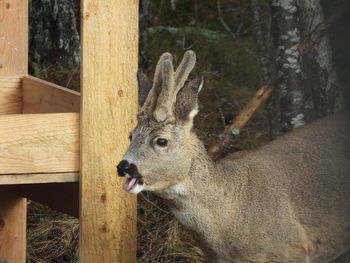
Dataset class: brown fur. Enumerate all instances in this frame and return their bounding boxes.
[120,51,350,263]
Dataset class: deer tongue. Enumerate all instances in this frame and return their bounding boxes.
[123,178,138,192]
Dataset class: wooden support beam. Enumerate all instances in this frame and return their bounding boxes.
[80,0,138,262]
[0,172,79,185]
[0,0,28,76]
[0,186,26,263]
[0,1,27,261]
[0,113,79,174]
[0,77,22,114]
[22,76,80,114]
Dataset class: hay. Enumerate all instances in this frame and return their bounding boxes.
[137,192,205,262]
[27,202,79,263]
[27,195,204,263]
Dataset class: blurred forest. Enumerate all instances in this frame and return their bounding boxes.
[27,0,350,262]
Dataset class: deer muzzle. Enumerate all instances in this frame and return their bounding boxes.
[117,160,143,192]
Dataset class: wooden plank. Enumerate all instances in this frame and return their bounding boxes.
[0,186,26,263]
[19,182,79,218]
[22,76,80,113]
[0,1,27,262]
[0,77,22,114]
[0,113,79,174]
[0,0,28,76]
[0,172,79,185]
[80,0,138,262]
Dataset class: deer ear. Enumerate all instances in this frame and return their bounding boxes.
[174,75,203,122]
[137,69,152,107]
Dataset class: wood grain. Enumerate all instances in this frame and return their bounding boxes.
[0,0,28,76]
[23,76,80,113]
[0,113,79,174]
[80,0,138,262]
[0,172,79,185]
[0,187,26,263]
[0,77,22,114]
[0,1,27,261]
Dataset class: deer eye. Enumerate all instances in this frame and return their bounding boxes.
[129,135,133,142]
[156,138,168,147]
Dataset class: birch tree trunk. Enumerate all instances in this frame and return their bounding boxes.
[271,0,306,133]
[270,0,344,134]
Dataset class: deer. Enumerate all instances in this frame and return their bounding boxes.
[117,51,350,263]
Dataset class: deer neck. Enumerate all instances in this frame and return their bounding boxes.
[159,134,235,212]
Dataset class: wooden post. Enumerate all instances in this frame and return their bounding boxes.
[80,1,138,262]
[0,0,28,76]
[0,1,27,262]
[0,188,26,263]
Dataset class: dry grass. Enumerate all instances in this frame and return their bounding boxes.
[137,192,205,263]
[27,202,79,263]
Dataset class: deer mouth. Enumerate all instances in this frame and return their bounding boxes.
[120,163,144,192]
[123,177,143,192]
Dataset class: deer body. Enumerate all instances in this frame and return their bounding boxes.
[161,112,350,263]
[117,51,350,263]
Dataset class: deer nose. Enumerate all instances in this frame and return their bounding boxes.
[117,160,130,177]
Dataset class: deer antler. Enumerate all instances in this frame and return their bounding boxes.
[153,50,196,122]
[140,52,173,117]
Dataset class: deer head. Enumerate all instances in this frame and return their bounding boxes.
[117,51,203,194]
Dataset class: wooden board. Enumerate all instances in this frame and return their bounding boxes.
[0,1,27,261]
[0,172,79,185]
[23,76,80,113]
[0,187,26,263]
[0,113,79,174]
[80,0,138,262]
[0,77,22,114]
[0,0,28,76]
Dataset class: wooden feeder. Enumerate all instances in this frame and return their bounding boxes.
[0,1,137,262]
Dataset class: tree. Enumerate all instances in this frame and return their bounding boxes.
[270,0,347,136]
[29,0,80,71]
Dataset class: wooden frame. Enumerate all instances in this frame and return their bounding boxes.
[80,1,138,262]
[0,0,138,262]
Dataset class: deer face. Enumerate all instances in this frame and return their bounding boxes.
[117,51,202,194]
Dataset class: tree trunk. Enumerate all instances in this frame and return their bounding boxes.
[271,0,306,133]
[270,0,345,134]
[321,0,350,111]
[139,0,150,68]
[29,0,80,70]
[297,0,344,118]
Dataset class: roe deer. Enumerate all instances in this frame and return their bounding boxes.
[117,51,350,263]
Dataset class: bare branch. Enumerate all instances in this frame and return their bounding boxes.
[208,79,275,161]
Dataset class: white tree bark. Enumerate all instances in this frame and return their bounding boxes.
[271,0,306,132]
[297,0,344,117]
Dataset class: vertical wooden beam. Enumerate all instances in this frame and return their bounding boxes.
[80,1,138,262]
[0,0,28,76]
[0,1,27,262]
[0,187,26,263]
